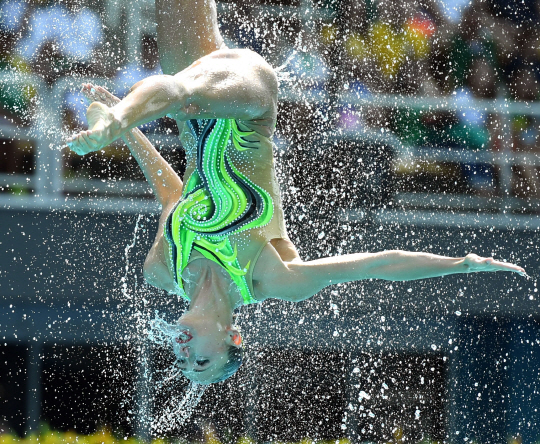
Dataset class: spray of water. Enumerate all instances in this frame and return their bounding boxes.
[117,218,207,436]
[121,214,143,299]
[151,381,207,434]
[147,312,208,432]
[274,49,298,84]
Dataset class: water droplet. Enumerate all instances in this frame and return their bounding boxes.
[157,169,163,176]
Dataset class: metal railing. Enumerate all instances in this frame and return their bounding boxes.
[341,91,540,213]
[2,70,540,216]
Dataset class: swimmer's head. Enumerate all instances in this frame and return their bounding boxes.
[173,321,243,384]
[183,344,243,384]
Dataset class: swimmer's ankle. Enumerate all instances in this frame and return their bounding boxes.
[87,102,122,143]
[108,103,133,137]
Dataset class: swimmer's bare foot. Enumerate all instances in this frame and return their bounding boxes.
[66,98,121,155]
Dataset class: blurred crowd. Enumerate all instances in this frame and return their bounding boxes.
[1,0,539,197]
[0,0,161,128]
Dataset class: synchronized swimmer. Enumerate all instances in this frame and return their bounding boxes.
[66,0,525,384]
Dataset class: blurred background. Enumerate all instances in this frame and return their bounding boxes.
[0,0,540,442]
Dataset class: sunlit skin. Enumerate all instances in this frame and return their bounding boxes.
[172,260,243,383]
[69,0,526,381]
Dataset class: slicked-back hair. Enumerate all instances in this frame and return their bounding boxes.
[209,344,243,383]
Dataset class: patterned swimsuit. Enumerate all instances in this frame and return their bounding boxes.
[165,118,279,304]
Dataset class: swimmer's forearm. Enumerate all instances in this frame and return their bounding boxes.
[300,250,524,288]
[122,129,182,206]
[277,251,465,301]
[355,251,465,281]
[275,252,524,302]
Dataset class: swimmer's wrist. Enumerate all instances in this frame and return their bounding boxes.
[452,256,471,274]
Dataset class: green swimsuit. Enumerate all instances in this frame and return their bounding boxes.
[165,118,275,304]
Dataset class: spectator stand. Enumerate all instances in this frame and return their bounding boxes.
[1,0,540,217]
[340,92,540,213]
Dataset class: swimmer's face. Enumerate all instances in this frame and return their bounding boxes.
[174,322,241,383]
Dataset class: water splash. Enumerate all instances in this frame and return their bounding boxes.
[151,381,207,434]
[147,312,207,432]
[274,49,298,84]
[148,312,190,367]
[121,214,143,300]
[117,219,205,436]
[148,311,181,348]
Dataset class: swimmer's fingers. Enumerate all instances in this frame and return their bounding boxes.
[81,83,99,105]
[488,260,526,275]
[95,85,121,106]
[81,83,120,108]
[463,253,526,275]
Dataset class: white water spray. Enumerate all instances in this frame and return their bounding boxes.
[121,214,143,299]
[118,217,206,435]
[274,49,298,84]
[151,381,207,434]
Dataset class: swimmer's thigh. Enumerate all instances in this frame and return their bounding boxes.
[155,0,225,75]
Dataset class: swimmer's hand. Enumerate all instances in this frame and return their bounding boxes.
[462,253,526,275]
[66,99,121,155]
[81,83,120,108]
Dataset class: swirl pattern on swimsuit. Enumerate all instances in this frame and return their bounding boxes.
[165,118,274,304]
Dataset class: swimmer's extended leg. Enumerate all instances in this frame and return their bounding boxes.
[156,0,225,75]
[80,83,183,207]
[66,50,277,152]
[261,252,526,302]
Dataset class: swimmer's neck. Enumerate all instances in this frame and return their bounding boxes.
[184,260,242,315]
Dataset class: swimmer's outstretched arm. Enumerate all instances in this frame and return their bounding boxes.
[80,84,183,207]
[66,50,277,154]
[267,251,525,302]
